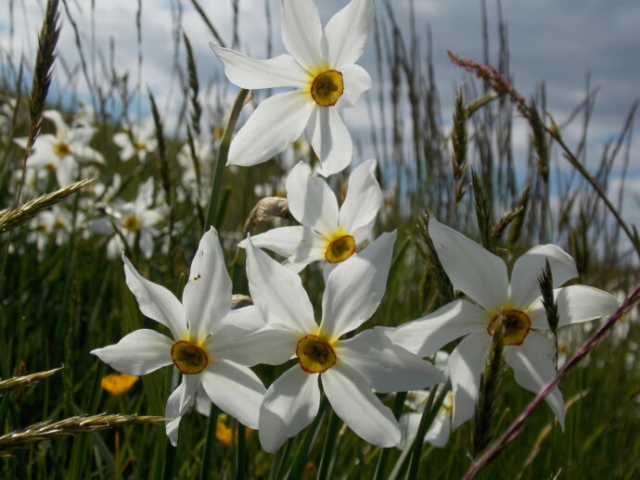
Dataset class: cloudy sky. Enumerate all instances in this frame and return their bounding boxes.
[2,0,639,225]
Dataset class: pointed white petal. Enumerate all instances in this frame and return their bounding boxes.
[339,159,382,233]
[200,360,266,429]
[425,412,451,448]
[428,217,508,310]
[44,110,70,139]
[286,161,339,232]
[245,236,317,334]
[307,108,353,177]
[182,228,232,337]
[322,362,400,448]
[122,254,187,339]
[336,64,372,108]
[529,285,619,329]
[216,305,266,335]
[378,300,487,358]
[448,332,491,429]
[280,0,323,71]
[511,244,578,307]
[239,226,305,257]
[91,329,173,375]
[321,231,396,338]
[228,91,314,168]
[210,326,297,366]
[505,332,565,429]
[165,375,200,423]
[165,415,182,447]
[323,0,374,69]
[210,45,307,89]
[338,329,445,393]
[259,365,320,453]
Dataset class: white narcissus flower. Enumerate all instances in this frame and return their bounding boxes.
[113,122,157,162]
[14,110,104,186]
[211,0,374,176]
[243,231,445,452]
[380,217,619,430]
[239,159,382,272]
[91,228,267,445]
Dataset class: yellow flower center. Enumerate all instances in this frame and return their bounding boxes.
[310,70,344,107]
[171,340,208,374]
[487,309,531,346]
[53,142,72,158]
[45,162,57,172]
[296,334,337,373]
[325,234,356,263]
[122,215,142,232]
[136,141,147,151]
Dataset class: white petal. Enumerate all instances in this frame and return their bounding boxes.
[286,161,339,233]
[504,332,565,429]
[398,412,421,450]
[245,236,317,334]
[259,365,320,453]
[210,45,307,89]
[122,254,187,339]
[165,415,182,447]
[228,91,314,168]
[91,329,173,375]
[280,0,323,71]
[307,107,353,177]
[338,159,382,233]
[338,329,445,393]
[425,412,451,448]
[182,228,232,337]
[165,375,200,423]
[210,326,297,366]
[200,360,266,429]
[321,231,396,338]
[239,226,326,271]
[378,300,487,358]
[336,64,372,108]
[510,244,578,307]
[322,362,400,448]
[428,216,508,311]
[323,0,374,69]
[529,285,619,329]
[44,110,70,139]
[448,332,491,429]
[216,305,266,335]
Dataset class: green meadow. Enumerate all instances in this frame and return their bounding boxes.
[1,0,638,479]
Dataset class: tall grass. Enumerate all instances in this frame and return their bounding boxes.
[0,0,638,479]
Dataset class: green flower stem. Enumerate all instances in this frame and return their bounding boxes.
[204,88,250,232]
[373,392,407,480]
[234,423,246,480]
[316,409,342,480]
[199,403,219,480]
[406,381,451,480]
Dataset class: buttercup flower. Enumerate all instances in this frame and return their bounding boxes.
[211,0,374,176]
[381,217,619,429]
[91,228,267,445]
[239,159,382,272]
[242,231,444,452]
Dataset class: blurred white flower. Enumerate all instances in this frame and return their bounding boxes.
[14,110,104,186]
[176,138,213,203]
[91,228,267,445]
[381,217,619,430]
[239,160,382,272]
[93,178,166,259]
[242,231,444,452]
[211,0,374,176]
[113,122,157,162]
[26,205,84,258]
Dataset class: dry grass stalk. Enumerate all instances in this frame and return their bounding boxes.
[0,178,94,233]
[0,414,164,455]
[0,366,64,395]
